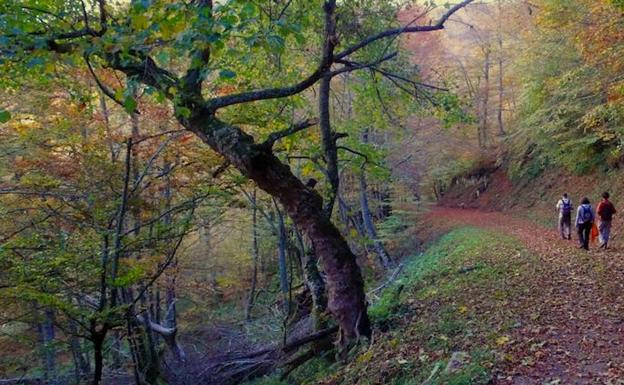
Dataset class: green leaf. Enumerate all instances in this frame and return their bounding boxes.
[176,106,191,119]
[0,110,10,123]
[131,14,149,30]
[123,96,138,114]
[242,3,257,18]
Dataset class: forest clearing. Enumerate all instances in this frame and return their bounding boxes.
[2,0,624,384]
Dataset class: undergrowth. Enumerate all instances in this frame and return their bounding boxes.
[248,227,536,385]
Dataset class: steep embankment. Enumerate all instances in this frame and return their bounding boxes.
[440,164,624,231]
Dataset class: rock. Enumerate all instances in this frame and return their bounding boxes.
[444,351,471,374]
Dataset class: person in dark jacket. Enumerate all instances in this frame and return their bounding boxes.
[575,197,595,250]
[596,191,616,249]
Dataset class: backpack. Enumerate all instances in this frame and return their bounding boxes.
[561,200,571,215]
[581,206,593,223]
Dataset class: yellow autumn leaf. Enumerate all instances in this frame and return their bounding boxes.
[496,336,510,346]
[356,350,374,363]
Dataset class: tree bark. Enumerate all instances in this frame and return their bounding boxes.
[274,200,291,314]
[479,47,491,148]
[92,331,105,385]
[292,225,328,343]
[319,73,340,217]
[183,113,371,342]
[245,189,260,321]
[497,0,505,136]
[359,130,392,268]
[359,170,392,269]
[37,308,57,385]
[163,158,177,330]
[319,0,340,218]
[110,332,123,371]
[338,194,366,239]
[68,319,90,379]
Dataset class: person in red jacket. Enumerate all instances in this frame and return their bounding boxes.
[596,191,617,249]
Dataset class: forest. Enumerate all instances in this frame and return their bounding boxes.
[1,1,624,384]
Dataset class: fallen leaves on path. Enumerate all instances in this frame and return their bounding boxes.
[427,207,624,385]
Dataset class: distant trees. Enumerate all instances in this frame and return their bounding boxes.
[0,73,218,384]
[508,0,624,176]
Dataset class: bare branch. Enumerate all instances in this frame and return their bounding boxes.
[204,68,326,112]
[262,118,319,148]
[204,1,472,112]
[130,132,184,195]
[212,160,231,178]
[330,52,399,77]
[98,0,107,33]
[84,54,129,112]
[335,0,475,60]
[339,60,449,92]
[107,52,179,99]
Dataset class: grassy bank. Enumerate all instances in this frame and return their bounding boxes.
[249,227,538,385]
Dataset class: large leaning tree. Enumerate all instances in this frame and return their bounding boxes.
[0,0,473,344]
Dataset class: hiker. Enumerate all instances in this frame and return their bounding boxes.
[596,191,617,249]
[575,197,595,250]
[556,193,573,240]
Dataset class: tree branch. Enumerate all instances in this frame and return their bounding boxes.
[204,67,326,112]
[330,52,398,77]
[84,54,129,112]
[262,118,319,148]
[181,0,213,97]
[335,0,475,60]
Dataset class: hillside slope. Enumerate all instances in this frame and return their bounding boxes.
[250,203,624,385]
[440,165,624,231]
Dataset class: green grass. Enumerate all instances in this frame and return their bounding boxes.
[246,227,535,385]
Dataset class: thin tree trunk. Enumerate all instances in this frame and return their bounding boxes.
[163,159,177,329]
[359,170,392,269]
[111,332,122,370]
[92,331,105,385]
[68,320,91,379]
[199,216,220,302]
[245,189,260,321]
[338,195,366,238]
[99,92,117,163]
[274,199,291,314]
[38,308,57,384]
[479,48,491,148]
[319,73,340,217]
[69,319,90,379]
[319,1,340,218]
[497,0,505,136]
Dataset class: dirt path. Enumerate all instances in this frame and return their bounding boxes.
[426,207,624,385]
